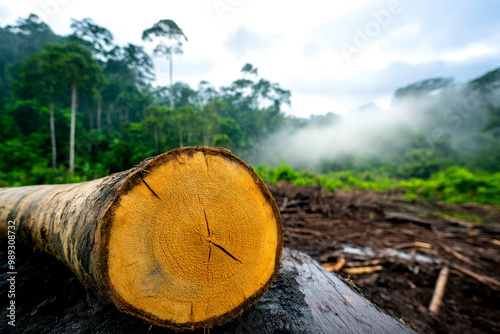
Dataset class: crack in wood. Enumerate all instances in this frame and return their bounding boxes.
[204,153,209,170]
[210,241,242,263]
[126,261,139,267]
[199,198,241,280]
[207,245,212,282]
[139,173,160,199]
[204,209,211,237]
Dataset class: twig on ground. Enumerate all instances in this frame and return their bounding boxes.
[429,266,450,317]
[344,265,383,275]
[440,244,478,267]
[451,264,500,289]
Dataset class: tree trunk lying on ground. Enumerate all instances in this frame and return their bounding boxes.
[0,147,283,330]
[0,146,416,333]
[0,239,416,333]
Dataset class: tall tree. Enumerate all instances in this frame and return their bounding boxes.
[16,44,68,169]
[122,43,155,87]
[241,63,258,78]
[142,19,187,109]
[70,18,114,61]
[55,41,103,174]
[70,18,115,130]
[1,14,59,106]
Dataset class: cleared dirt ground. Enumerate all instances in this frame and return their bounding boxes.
[270,184,500,334]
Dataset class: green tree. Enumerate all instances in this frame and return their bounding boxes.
[173,106,202,147]
[0,14,59,106]
[16,45,70,168]
[143,105,173,153]
[70,18,114,61]
[53,42,103,174]
[121,43,155,87]
[394,77,454,100]
[241,63,258,78]
[142,19,187,109]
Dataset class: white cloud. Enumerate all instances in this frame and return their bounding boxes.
[440,43,500,62]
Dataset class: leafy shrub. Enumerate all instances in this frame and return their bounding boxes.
[396,167,500,205]
[254,163,500,205]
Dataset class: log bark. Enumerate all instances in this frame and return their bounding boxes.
[0,241,416,333]
[0,147,283,330]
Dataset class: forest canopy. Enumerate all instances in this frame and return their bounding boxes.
[0,14,499,193]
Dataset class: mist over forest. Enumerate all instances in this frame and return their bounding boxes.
[258,75,500,178]
[0,14,499,196]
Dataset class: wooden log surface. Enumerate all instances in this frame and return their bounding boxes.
[0,147,283,330]
[0,240,415,333]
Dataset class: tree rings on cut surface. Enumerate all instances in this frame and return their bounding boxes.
[99,147,283,329]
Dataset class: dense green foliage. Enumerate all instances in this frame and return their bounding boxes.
[0,15,290,185]
[397,167,500,205]
[254,164,500,205]
[0,14,499,207]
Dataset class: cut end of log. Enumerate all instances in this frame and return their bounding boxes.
[99,147,283,330]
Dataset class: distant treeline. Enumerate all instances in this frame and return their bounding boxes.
[0,14,499,187]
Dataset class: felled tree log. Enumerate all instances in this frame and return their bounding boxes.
[0,240,415,333]
[0,147,283,330]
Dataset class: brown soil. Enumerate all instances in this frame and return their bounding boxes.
[269,184,500,334]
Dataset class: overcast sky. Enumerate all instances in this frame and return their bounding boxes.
[1,0,499,117]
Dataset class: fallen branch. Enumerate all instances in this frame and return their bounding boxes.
[429,266,450,317]
[346,259,383,267]
[322,257,346,272]
[338,232,362,241]
[415,241,432,249]
[451,264,500,289]
[286,227,325,238]
[384,212,440,227]
[440,244,478,267]
[394,241,432,250]
[344,265,383,275]
[435,213,474,228]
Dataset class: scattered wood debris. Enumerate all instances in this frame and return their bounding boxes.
[269,185,500,334]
